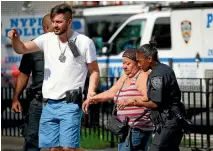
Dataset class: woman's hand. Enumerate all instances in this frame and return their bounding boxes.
[82,98,98,114]
[117,99,131,110]
[117,98,136,110]
[117,100,126,110]
[82,99,90,114]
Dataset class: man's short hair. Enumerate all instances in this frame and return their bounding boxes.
[50,3,73,20]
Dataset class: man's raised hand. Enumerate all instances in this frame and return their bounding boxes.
[8,29,20,40]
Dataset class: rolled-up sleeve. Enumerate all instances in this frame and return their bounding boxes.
[19,54,32,75]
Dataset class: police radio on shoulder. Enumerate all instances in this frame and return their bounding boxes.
[68,37,80,58]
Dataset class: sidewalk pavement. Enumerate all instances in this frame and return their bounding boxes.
[1,136,192,151]
[1,136,117,151]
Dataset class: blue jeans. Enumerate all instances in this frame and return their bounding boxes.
[118,128,152,151]
[22,98,42,151]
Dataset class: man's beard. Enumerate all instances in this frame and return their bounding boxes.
[54,28,67,35]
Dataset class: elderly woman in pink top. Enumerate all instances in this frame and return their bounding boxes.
[82,49,153,151]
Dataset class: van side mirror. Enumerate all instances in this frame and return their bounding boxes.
[101,43,110,55]
[102,46,108,54]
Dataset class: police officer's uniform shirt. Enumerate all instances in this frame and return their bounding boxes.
[19,51,44,90]
[33,31,97,100]
[147,63,181,108]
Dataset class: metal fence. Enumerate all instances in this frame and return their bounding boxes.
[1,78,213,150]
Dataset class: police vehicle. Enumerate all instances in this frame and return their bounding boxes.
[99,3,213,78]
[97,2,213,108]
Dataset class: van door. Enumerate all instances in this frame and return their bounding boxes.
[98,18,147,77]
[171,9,203,78]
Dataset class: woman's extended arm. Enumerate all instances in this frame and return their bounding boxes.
[117,71,157,109]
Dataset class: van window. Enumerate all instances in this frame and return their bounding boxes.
[86,15,130,41]
[152,17,171,49]
[85,15,131,54]
[111,19,146,55]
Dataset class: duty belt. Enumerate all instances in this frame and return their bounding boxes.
[26,86,43,102]
[45,87,83,107]
[150,109,176,133]
[34,91,43,102]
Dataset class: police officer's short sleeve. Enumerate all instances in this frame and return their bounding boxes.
[149,76,163,103]
[148,75,168,104]
[19,54,32,75]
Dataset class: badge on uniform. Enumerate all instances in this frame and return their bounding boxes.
[151,77,162,90]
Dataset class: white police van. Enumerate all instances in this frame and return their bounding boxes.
[98,3,213,79]
[97,3,213,107]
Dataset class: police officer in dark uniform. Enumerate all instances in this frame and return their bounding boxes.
[11,14,53,151]
[135,40,184,151]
